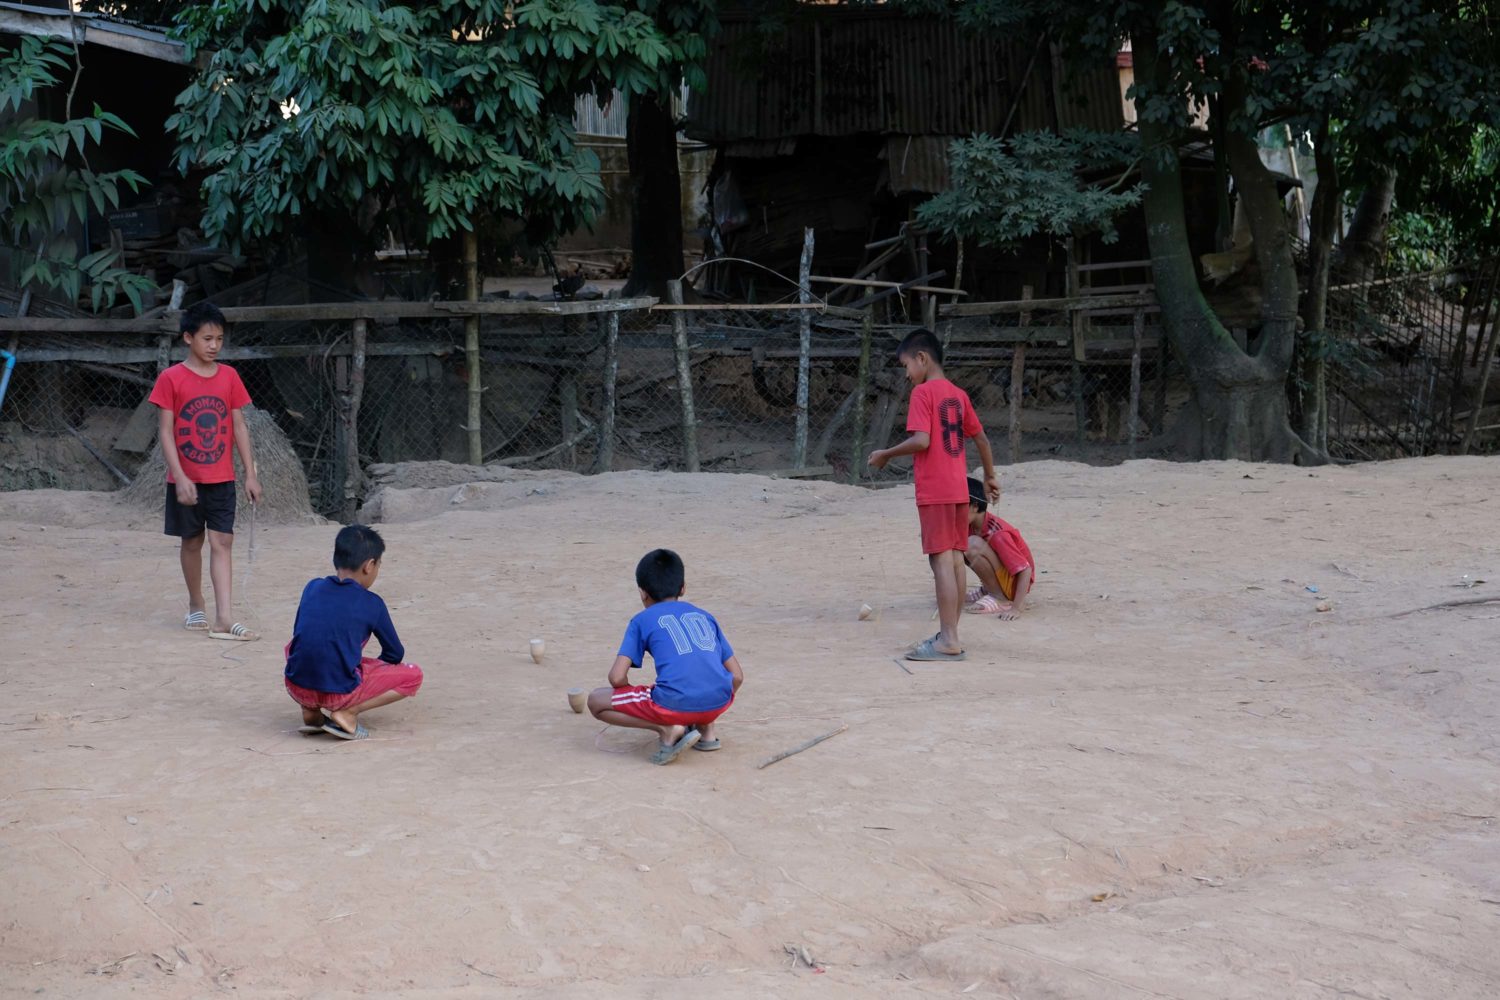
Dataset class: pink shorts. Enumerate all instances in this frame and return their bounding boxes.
[918,502,970,554]
[609,685,733,726]
[285,657,424,711]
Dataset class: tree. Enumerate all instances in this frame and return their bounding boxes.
[911,0,1500,461]
[166,0,710,293]
[0,36,154,314]
[620,1,716,299]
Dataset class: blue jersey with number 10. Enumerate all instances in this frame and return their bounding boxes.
[618,600,735,712]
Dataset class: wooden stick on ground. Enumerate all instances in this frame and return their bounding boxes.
[1389,595,1500,618]
[756,724,849,770]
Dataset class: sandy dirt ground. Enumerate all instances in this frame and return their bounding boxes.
[2,457,1498,999]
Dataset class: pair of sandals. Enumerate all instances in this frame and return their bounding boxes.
[183,611,258,642]
[650,726,722,765]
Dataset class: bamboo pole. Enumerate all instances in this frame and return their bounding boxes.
[851,306,873,483]
[1008,285,1031,464]
[1460,301,1500,454]
[343,317,367,522]
[794,227,815,469]
[1067,239,1086,446]
[560,372,579,470]
[667,280,700,472]
[1128,307,1143,459]
[463,229,481,466]
[594,312,619,473]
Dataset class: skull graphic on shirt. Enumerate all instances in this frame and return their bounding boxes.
[178,396,229,466]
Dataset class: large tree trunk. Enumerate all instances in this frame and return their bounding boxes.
[1335,165,1396,282]
[1297,118,1339,456]
[1134,31,1313,462]
[621,93,685,299]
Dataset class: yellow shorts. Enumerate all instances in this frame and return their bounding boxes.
[995,563,1017,602]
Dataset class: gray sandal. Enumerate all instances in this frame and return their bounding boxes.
[650,728,702,765]
[906,638,966,661]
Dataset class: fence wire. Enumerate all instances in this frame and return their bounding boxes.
[0,297,1191,515]
[1324,259,1500,461]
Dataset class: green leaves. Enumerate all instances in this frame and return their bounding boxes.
[917,131,1145,248]
[0,37,155,313]
[168,0,714,260]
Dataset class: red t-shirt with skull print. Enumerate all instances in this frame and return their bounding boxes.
[148,362,252,484]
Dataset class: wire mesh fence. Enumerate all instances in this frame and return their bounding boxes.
[1323,258,1500,461]
[1,292,1184,518]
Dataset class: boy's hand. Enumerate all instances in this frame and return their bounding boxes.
[867,449,890,470]
[994,603,1019,621]
[245,473,263,505]
[175,480,198,506]
[985,474,1001,504]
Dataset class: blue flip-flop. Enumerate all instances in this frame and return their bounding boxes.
[650,728,702,765]
[322,718,370,741]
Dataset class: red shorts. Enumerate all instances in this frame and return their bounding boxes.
[285,657,424,711]
[918,502,970,554]
[609,685,733,726]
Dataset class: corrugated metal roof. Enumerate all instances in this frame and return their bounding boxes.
[686,10,1123,143]
[882,135,953,194]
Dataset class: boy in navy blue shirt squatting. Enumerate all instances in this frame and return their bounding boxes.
[589,549,744,765]
[284,525,424,741]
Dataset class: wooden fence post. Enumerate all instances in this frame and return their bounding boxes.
[851,306,873,482]
[793,227,814,468]
[1008,285,1031,464]
[342,317,367,522]
[1128,307,1143,459]
[594,311,619,474]
[667,280,700,472]
[1067,238,1087,447]
[1460,298,1500,454]
[463,229,482,466]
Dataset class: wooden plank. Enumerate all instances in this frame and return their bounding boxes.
[763,465,835,480]
[1075,258,1153,273]
[651,302,827,311]
[13,341,458,364]
[0,296,659,333]
[939,292,1157,317]
[810,275,966,296]
[114,398,160,455]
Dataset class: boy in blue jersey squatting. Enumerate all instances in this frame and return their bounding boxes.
[589,549,744,765]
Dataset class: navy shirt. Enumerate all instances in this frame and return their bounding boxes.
[618,600,735,712]
[284,576,404,694]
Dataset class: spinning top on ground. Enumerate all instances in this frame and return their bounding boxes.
[567,688,587,714]
[530,638,546,663]
[858,603,874,621]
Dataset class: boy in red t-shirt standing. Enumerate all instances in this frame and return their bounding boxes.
[869,330,999,661]
[148,302,262,641]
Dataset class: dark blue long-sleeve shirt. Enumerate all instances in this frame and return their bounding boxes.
[284,576,404,694]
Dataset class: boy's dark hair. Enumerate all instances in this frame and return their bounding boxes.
[895,328,944,367]
[636,548,685,601]
[180,301,226,337]
[967,477,988,514]
[334,524,386,570]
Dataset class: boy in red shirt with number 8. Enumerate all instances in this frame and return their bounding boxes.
[869,329,999,661]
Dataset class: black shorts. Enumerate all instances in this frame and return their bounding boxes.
[164,481,237,537]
